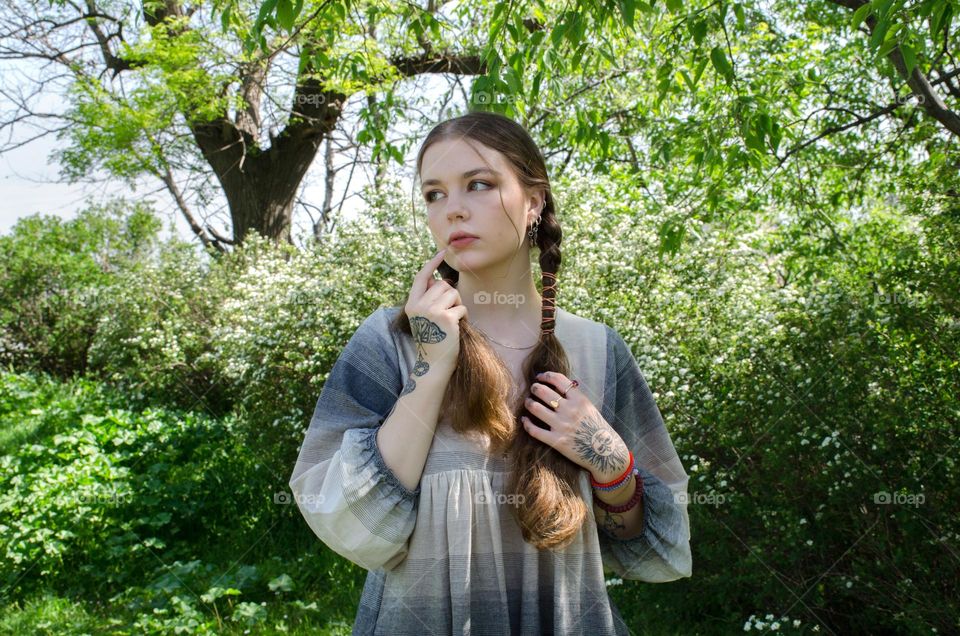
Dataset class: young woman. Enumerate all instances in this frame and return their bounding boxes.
[289,111,692,635]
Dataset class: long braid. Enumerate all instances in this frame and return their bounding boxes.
[503,195,589,551]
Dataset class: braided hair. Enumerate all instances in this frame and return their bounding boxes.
[391,110,585,550]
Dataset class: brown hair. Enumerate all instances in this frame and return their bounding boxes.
[389,110,586,550]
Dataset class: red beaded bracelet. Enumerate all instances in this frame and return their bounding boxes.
[590,451,635,489]
[593,472,643,514]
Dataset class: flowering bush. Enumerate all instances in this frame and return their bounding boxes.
[2,172,957,632]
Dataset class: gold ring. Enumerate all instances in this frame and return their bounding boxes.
[549,399,560,409]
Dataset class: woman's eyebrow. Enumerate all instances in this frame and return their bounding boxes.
[421,168,501,188]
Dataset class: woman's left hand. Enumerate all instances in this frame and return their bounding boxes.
[522,370,631,482]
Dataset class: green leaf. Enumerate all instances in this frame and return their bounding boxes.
[665,0,683,13]
[256,0,279,25]
[269,574,295,593]
[870,0,894,20]
[693,56,709,85]
[220,3,232,31]
[734,4,746,29]
[868,16,889,50]
[689,19,707,45]
[930,2,951,41]
[619,0,636,29]
[851,3,872,30]
[875,37,898,58]
[276,0,296,31]
[658,217,687,255]
[710,46,734,84]
[900,43,917,76]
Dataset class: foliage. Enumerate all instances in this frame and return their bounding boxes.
[2,169,958,631]
[0,199,163,377]
[0,369,361,634]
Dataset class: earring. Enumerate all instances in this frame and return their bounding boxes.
[527,215,541,246]
[528,201,545,246]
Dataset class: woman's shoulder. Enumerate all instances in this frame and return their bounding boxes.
[356,304,404,333]
[555,307,622,345]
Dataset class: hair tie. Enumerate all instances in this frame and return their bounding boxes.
[540,271,558,335]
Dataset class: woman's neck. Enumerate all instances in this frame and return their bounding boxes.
[460,289,544,348]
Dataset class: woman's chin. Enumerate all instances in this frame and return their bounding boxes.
[452,254,493,276]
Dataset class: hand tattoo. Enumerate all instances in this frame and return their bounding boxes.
[572,413,628,478]
[409,315,446,377]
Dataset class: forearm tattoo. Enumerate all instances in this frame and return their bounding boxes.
[409,315,446,377]
[599,511,626,535]
[572,413,628,477]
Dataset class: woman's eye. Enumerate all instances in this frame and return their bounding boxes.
[425,180,492,203]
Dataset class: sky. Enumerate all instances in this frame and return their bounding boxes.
[0,63,442,247]
[0,113,373,246]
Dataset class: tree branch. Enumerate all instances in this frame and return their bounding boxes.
[779,67,960,163]
[828,0,960,138]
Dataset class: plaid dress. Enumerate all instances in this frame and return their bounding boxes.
[289,305,692,635]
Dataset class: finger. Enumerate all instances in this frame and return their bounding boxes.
[424,278,458,304]
[530,381,562,405]
[524,396,556,427]
[436,286,462,309]
[522,415,553,445]
[414,249,448,296]
[535,370,568,388]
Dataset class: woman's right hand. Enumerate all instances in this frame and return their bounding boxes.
[405,249,468,376]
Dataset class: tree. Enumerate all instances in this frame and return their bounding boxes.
[2,0,956,255]
[0,0,525,248]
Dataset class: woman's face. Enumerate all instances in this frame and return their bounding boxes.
[419,137,542,274]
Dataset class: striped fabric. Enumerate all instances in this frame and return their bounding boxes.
[289,305,692,635]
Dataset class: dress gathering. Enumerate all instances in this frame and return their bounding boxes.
[289,305,692,635]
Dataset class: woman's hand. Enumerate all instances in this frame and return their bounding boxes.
[521,371,631,482]
[404,249,467,377]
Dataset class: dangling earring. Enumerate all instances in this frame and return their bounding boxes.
[528,201,545,247]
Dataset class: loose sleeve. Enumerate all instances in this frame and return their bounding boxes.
[288,306,419,572]
[595,326,693,582]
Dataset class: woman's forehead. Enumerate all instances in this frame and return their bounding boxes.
[421,138,508,181]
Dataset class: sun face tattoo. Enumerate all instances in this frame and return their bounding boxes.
[572,413,628,477]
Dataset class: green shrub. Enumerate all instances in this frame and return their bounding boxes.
[0,199,163,378]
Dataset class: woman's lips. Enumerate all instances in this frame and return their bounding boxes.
[449,237,478,248]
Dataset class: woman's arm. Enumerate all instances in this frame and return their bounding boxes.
[594,325,693,582]
[288,307,444,571]
[592,476,644,540]
[376,357,456,492]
